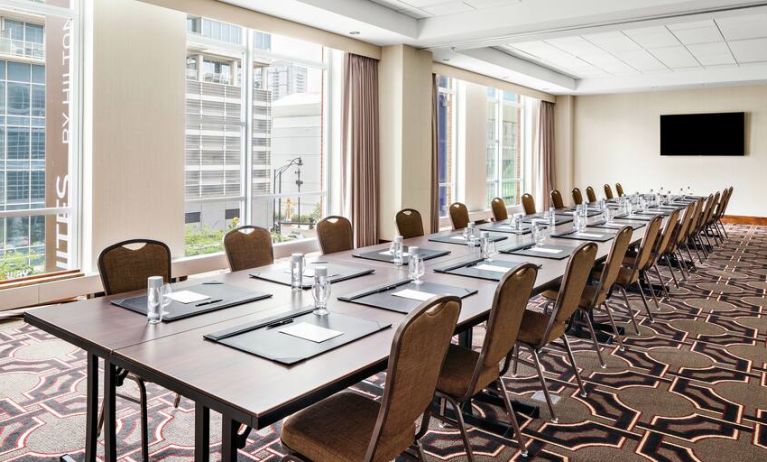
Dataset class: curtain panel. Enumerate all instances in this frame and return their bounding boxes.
[430,74,440,233]
[342,54,380,247]
[539,100,556,209]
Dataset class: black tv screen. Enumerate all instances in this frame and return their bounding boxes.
[660,112,745,156]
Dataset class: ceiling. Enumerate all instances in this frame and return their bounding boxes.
[222,0,767,95]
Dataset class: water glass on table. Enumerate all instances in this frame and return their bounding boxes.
[146,276,164,324]
[391,235,404,266]
[407,246,425,285]
[532,220,547,247]
[311,264,331,316]
[290,253,305,289]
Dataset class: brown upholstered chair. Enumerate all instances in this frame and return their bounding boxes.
[433,264,538,458]
[223,226,273,272]
[586,186,597,203]
[280,295,462,462]
[98,239,171,295]
[613,216,663,323]
[521,193,536,215]
[317,216,354,254]
[717,186,733,238]
[603,184,614,200]
[97,239,176,462]
[396,208,425,238]
[615,183,625,197]
[449,202,470,230]
[667,202,697,281]
[491,197,509,221]
[539,227,636,361]
[647,209,681,300]
[705,191,724,245]
[512,242,598,422]
[572,187,584,205]
[550,190,565,209]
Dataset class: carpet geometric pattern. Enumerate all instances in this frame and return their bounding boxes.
[1,224,766,461]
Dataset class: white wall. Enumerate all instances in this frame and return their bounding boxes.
[84,0,186,270]
[570,85,767,217]
[459,81,488,211]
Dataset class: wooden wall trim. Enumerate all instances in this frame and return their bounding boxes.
[721,215,767,225]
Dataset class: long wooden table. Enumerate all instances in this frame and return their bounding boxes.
[24,210,669,462]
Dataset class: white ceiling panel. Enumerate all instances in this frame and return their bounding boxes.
[614,49,667,72]
[687,42,735,66]
[583,31,641,53]
[668,19,723,44]
[716,13,767,41]
[624,26,680,48]
[421,2,474,16]
[728,37,767,63]
[649,46,700,68]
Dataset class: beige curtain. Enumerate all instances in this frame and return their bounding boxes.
[539,101,556,209]
[430,74,439,233]
[342,54,380,247]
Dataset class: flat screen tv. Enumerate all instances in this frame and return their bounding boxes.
[660,112,745,156]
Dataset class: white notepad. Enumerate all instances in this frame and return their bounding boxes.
[166,290,209,304]
[391,289,437,301]
[450,235,467,240]
[531,247,562,254]
[279,322,344,343]
[379,250,393,255]
[474,264,510,273]
[575,233,603,238]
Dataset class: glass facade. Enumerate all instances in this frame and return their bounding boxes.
[184,17,333,256]
[436,75,455,217]
[487,89,522,205]
[0,3,77,281]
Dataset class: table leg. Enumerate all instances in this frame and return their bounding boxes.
[85,354,99,462]
[221,415,239,462]
[104,359,117,462]
[195,403,210,462]
[458,328,473,348]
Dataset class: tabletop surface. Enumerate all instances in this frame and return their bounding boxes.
[25,207,675,427]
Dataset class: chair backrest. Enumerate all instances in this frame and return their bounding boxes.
[449,202,470,230]
[722,186,734,215]
[550,190,565,209]
[491,197,508,221]
[98,239,171,295]
[635,216,663,271]
[707,191,721,225]
[572,187,583,205]
[698,194,715,232]
[603,184,614,199]
[316,216,353,254]
[716,187,730,219]
[654,209,680,256]
[469,264,538,395]
[395,208,425,239]
[521,193,536,215]
[690,197,706,234]
[586,186,597,203]
[542,243,597,343]
[615,183,625,197]
[366,295,461,462]
[223,226,273,272]
[673,202,696,248]
[593,226,633,302]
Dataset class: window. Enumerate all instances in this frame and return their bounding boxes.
[184,17,340,256]
[436,75,456,217]
[0,3,79,281]
[486,89,522,205]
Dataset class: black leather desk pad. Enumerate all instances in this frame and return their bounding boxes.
[250,263,375,290]
[551,229,614,242]
[614,214,655,221]
[588,221,646,231]
[205,310,391,365]
[479,222,532,235]
[501,243,573,260]
[434,257,539,282]
[520,214,574,225]
[560,208,603,217]
[637,209,673,216]
[112,283,272,322]
[353,246,450,264]
[428,232,508,245]
[338,279,476,313]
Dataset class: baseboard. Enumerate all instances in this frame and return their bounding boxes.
[721,215,767,225]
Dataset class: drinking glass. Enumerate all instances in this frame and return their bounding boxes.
[466,223,478,247]
[311,265,331,316]
[146,276,163,324]
[602,207,612,224]
[533,220,546,247]
[159,284,172,321]
[290,253,305,290]
[391,235,404,266]
[408,247,425,285]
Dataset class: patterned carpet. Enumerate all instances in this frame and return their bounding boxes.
[1,224,766,461]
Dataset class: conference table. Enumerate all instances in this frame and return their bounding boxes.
[24,204,682,462]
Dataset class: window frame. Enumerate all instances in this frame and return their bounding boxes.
[486,89,523,205]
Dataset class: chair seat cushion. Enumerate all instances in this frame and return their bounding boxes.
[517,310,565,346]
[436,344,498,398]
[281,391,413,462]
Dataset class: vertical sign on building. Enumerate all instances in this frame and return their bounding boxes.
[44,0,72,272]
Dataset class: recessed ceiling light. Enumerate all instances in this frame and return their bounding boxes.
[349,31,360,35]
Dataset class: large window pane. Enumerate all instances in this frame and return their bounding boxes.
[436,76,455,217]
[0,4,79,281]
